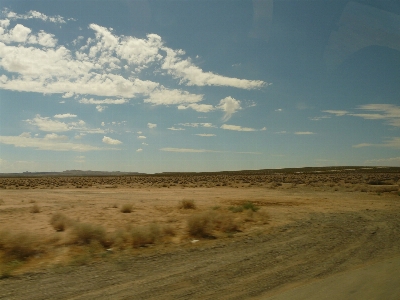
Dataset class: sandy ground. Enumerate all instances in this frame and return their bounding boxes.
[1,179,400,299]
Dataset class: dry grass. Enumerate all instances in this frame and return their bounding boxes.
[0,230,42,260]
[50,213,73,232]
[69,223,111,247]
[120,203,133,213]
[129,224,161,248]
[30,204,41,213]
[179,199,196,209]
[187,211,239,238]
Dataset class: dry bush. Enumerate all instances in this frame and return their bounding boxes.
[50,213,73,232]
[69,223,111,247]
[130,224,161,248]
[0,230,42,260]
[162,224,176,237]
[120,203,133,213]
[30,204,41,213]
[179,199,196,209]
[187,211,238,238]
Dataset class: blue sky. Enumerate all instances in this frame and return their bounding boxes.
[0,0,399,173]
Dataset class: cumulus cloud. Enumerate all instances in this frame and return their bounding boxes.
[102,136,122,145]
[137,136,146,139]
[0,14,266,110]
[26,115,71,132]
[217,96,241,121]
[0,134,101,151]
[220,124,257,131]
[96,105,107,112]
[25,114,105,134]
[136,148,143,152]
[54,113,77,118]
[147,123,157,129]
[144,88,203,105]
[44,133,68,140]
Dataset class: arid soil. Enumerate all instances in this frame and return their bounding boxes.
[0,171,400,299]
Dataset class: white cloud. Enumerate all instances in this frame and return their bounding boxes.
[44,133,68,140]
[26,115,71,132]
[161,47,266,89]
[353,137,400,149]
[324,104,400,127]
[54,113,77,118]
[137,131,142,134]
[178,123,216,128]
[62,92,74,98]
[177,103,215,112]
[101,122,105,127]
[168,127,185,131]
[144,88,203,105]
[142,142,148,146]
[220,124,257,131]
[0,134,101,151]
[102,136,122,145]
[365,157,400,165]
[195,134,216,137]
[96,105,107,112]
[294,131,315,135]
[322,110,349,116]
[4,9,70,24]
[79,98,128,104]
[217,96,241,121]
[160,147,221,153]
[275,108,283,112]
[137,136,146,139]
[25,114,105,134]
[136,148,143,152]
[147,123,157,129]
[74,155,85,163]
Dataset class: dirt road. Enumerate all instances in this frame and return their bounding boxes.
[1,203,400,299]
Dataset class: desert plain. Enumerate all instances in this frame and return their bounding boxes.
[0,167,400,299]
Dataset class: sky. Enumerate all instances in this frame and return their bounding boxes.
[0,0,400,173]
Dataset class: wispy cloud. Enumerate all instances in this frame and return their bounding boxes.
[294,131,315,135]
[322,104,400,127]
[353,137,400,149]
[147,123,157,129]
[54,113,77,119]
[0,133,101,151]
[220,124,257,131]
[160,147,222,153]
[195,133,216,137]
[79,98,128,105]
[168,127,185,131]
[365,156,400,164]
[4,9,73,24]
